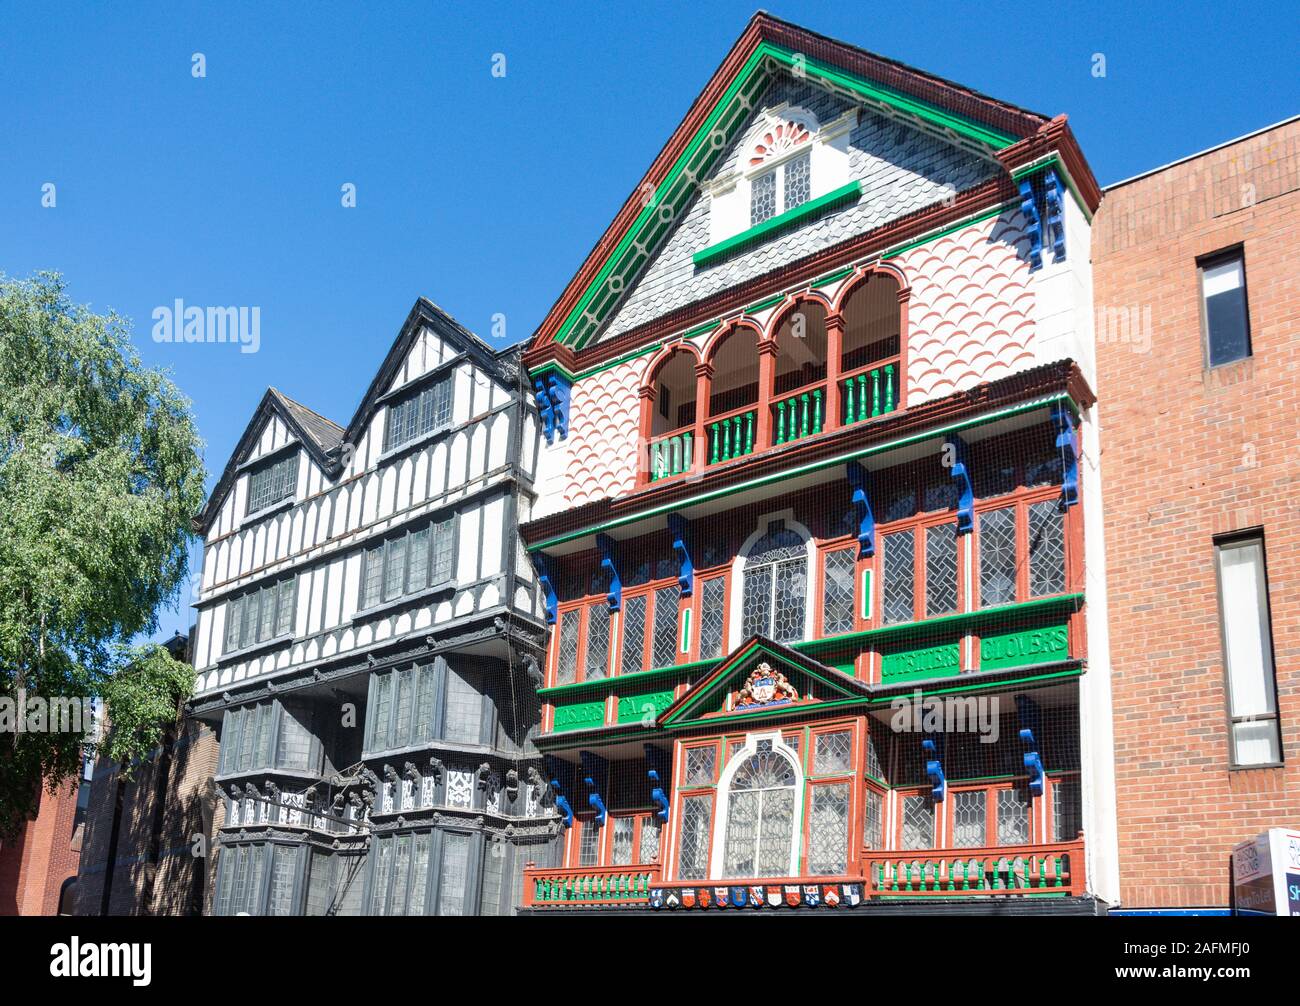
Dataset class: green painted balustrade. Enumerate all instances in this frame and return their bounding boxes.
[866,838,1083,897]
[841,362,897,425]
[648,431,693,482]
[706,409,756,466]
[525,867,660,907]
[771,387,824,445]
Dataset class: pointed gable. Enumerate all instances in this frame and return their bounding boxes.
[659,635,869,728]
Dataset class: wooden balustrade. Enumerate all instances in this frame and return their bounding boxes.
[648,430,694,482]
[865,836,1085,897]
[841,361,898,425]
[705,407,757,466]
[771,386,824,445]
[522,863,662,908]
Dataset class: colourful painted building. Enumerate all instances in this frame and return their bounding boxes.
[518,13,1118,913]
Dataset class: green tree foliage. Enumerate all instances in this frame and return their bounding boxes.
[0,273,207,837]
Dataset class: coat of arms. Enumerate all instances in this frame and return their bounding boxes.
[735,662,799,709]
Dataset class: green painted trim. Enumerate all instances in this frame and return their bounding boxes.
[680,608,692,654]
[575,342,661,380]
[529,360,579,384]
[745,293,788,315]
[537,659,712,698]
[693,181,864,269]
[881,201,1016,263]
[551,42,1019,350]
[812,266,855,289]
[525,393,1075,551]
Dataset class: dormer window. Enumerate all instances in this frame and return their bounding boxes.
[384,377,452,452]
[751,150,811,226]
[246,452,298,514]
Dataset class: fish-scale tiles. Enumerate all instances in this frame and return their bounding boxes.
[564,359,643,507]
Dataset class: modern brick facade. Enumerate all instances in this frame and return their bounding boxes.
[1094,117,1300,909]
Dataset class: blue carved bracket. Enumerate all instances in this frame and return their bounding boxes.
[543,755,575,828]
[1016,694,1044,797]
[530,551,558,625]
[532,370,572,444]
[922,738,946,802]
[579,750,608,827]
[1045,170,1066,262]
[1018,177,1043,271]
[946,436,974,533]
[667,513,693,597]
[846,461,876,558]
[1052,404,1079,508]
[644,744,670,823]
[596,533,622,612]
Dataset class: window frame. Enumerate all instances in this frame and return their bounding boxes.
[357,512,458,615]
[1197,245,1252,370]
[749,148,812,226]
[382,374,454,453]
[223,574,298,656]
[244,451,299,516]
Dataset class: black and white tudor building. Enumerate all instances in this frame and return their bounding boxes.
[189,299,559,915]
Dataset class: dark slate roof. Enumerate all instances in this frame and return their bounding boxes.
[268,388,344,456]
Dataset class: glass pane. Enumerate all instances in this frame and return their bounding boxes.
[437,834,470,916]
[684,746,716,786]
[979,507,1018,607]
[953,790,987,848]
[275,705,311,771]
[863,789,883,849]
[258,583,276,641]
[742,563,772,638]
[619,593,647,675]
[698,577,726,659]
[389,835,411,917]
[556,609,580,685]
[369,838,393,917]
[414,664,436,744]
[723,790,760,877]
[361,545,383,610]
[1217,540,1276,718]
[584,602,610,680]
[926,523,958,617]
[772,558,807,643]
[275,579,295,636]
[808,783,850,874]
[822,549,856,635]
[783,151,810,210]
[639,817,662,864]
[431,517,456,584]
[1028,501,1066,597]
[996,787,1030,845]
[676,795,713,881]
[901,795,933,850]
[1203,255,1250,366]
[814,731,853,775]
[751,169,776,225]
[392,668,413,748]
[651,585,679,669]
[407,526,431,593]
[882,530,915,624]
[756,788,794,876]
[579,822,600,867]
[384,534,407,602]
[1233,719,1281,767]
[408,834,431,916]
[1052,780,1082,842]
[371,673,392,752]
[611,818,635,866]
[443,668,482,744]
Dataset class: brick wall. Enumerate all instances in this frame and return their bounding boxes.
[0,779,81,915]
[1093,118,1300,908]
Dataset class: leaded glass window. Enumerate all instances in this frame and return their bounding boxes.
[583,602,610,680]
[384,377,453,452]
[611,817,636,866]
[953,790,987,848]
[813,730,853,775]
[639,817,662,863]
[246,453,298,514]
[698,577,726,659]
[863,788,883,849]
[437,833,470,916]
[783,151,811,210]
[808,782,850,874]
[822,549,856,635]
[722,743,797,878]
[1053,779,1082,842]
[677,795,713,881]
[1028,501,1066,596]
[742,524,807,643]
[684,745,716,786]
[901,795,933,850]
[408,835,431,916]
[750,169,777,225]
[265,845,298,916]
[365,663,446,753]
[926,523,958,617]
[556,609,579,685]
[996,786,1031,845]
[651,585,678,669]
[359,515,457,610]
[578,821,600,867]
[979,507,1017,607]
[865,733,882,781]
[225,576,297,652]
[882,530,915,624]
[443,667,483,744]
[619,593,647,675]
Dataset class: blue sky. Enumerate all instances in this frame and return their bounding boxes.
[2,1,1296,643]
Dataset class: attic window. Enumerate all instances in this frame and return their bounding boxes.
[384,377,452,452]
[246,453,298,514]
[750,151,810,226]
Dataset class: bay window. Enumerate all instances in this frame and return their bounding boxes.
[364,659,485,754]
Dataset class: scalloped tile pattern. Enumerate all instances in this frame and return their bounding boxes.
[564,359,643,506]
[897,210,1038,407]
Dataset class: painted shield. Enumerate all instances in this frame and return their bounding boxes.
[767,886,783,907]
[749,886,765,908]
[681,888,696,908]
[714,887,729,908]
[665,890,680,909]
[751,675,777,703]
[803,885,821,907]
[822,885,841,907]
[784,885,802,907]
[730,887,748,908]
[697,887,711,908]
[841,884,862,906]
[649,888,664,909]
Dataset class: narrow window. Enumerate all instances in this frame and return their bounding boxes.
[807,782,850,874]
[697,577,726,659]
[783,151,811,210]
[611,817,636,866]
[978,507,1017,607]
[953,790,987,848]
[863,789,884,849]
[555,609,580,685]
[750,169,777,225]
[925,523,958,616]
[1028,501,1066,597]
[901,794,933,850]
[676,794,713,880]
[246,453,298,514]
[583,602,610,680]
[996,786,1031,845]
[437,833,470,916]
[822,549,856,635]
[1215,534,1281,765]
[881,530,915,625]
[1200,250,1251,367]
[650,586,678,669]
[619,593,647,674]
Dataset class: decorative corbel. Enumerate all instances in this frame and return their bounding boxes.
[505,768,520,801]
[530,551,558,625]
[546,372,571,440]
[1018,177,1043,271]
[922,738,946,802]
[1051,404,1080,508]
[382,764,400,787]
[845,461,876,558]
[543,755,575,828]
[667,513,693,597]
[945,436,974,533]
[426,756,444,783]
[596,533,622,612]
[1016,694,1045,797]
[1045,170,1066,262]
[644,744,670,823]
[579,750,608,827]
[403,762,420,785]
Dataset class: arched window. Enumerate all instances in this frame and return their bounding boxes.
[705,326,760,465]
[741,522,807,643]
[645,348,698,482]
[839,275,902,422]
[722,740,798,877]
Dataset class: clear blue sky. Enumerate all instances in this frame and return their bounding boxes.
[2,2,1295,643]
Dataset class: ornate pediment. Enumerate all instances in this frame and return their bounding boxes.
[734,662,800,710]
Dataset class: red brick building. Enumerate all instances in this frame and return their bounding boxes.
[0,776,85,916]
[1094,116,1300,910]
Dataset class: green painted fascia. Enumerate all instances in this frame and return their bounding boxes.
[881,201,1017,263]
[534,725,662,751]
[529,360,578,385]
[811,267,855,289]
[552,41,1020,350]
[526,392,1075,552]
[538,659,713,698]
[693,181,863,268]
